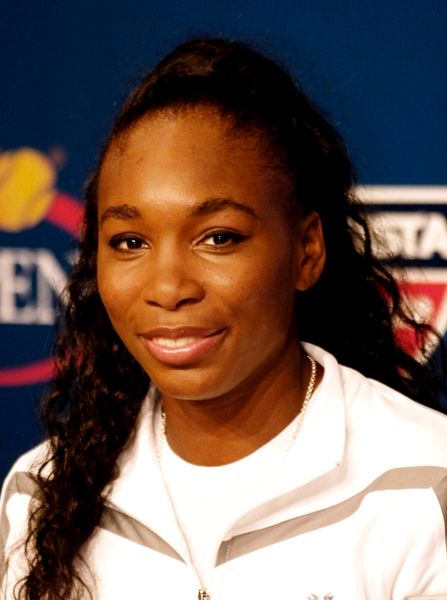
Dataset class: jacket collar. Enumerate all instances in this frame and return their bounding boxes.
[107,343,348,544]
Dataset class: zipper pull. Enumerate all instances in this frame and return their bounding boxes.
[198,590,210,600]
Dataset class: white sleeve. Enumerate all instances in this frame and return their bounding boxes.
[390,486,447,599]
[0,448,45,598]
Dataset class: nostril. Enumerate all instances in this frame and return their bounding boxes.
[143,275,205,311]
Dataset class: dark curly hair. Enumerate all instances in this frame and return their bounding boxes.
[14,37,446,599]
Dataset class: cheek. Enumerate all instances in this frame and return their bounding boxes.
[222,253,296,322]
[97,259,141,323]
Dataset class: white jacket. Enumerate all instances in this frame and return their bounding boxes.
[1,344,447,599]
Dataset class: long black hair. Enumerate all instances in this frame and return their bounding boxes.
[15,37,446,599]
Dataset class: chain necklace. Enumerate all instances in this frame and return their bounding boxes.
[156,352,317,600]
[158,352,317,459]
[286,352,317,451]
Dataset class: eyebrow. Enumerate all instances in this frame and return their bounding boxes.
[100,203,141,225]
[191,197,259,219]
[99,197,259,226]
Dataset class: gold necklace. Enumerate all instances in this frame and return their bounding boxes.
[286,353,317,451]
[158,353,317,459]
[156,353,317,600]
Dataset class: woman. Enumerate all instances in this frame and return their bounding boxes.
[1,37,447,600]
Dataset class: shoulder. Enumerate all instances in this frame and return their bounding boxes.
[1,441,49,495]
[349,368,447,460]
[0,443,49,598]
[0,442,48,520]
[305,342,447,465]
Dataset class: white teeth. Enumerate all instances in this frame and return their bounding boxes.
[152,336,197,348]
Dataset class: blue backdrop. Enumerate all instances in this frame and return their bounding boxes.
[1,0,446,482]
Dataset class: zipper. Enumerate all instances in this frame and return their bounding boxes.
[156,412,212,600]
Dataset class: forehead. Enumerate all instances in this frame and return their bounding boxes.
[98,107,293,215]
[104,108,265,171]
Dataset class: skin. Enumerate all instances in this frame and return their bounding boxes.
[97,107,326,465]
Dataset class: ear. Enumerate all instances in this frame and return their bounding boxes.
[294,211,326,291]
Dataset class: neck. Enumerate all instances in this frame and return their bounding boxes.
[158,345,322,466]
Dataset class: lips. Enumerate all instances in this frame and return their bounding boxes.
[139,327,225,366]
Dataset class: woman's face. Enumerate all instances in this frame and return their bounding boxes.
[97,108,324,402]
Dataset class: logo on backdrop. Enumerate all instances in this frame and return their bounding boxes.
[0,147,83,386]
[1,175,446,387]
[357,186,447,358]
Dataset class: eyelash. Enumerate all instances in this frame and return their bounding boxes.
[108,230,246,253]
[201,231,246,248]
[109,235,148,252]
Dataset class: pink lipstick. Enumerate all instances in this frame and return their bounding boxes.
[140,327,225,366]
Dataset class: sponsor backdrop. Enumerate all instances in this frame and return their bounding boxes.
[1,2,446,482]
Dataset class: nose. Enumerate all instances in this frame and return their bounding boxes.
[142,246,204,311]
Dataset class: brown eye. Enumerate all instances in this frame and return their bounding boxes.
[110,235,149,252]
[202,231,245,247]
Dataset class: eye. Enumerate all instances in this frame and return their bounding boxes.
[201,231,246,248]
[110,234,149,252]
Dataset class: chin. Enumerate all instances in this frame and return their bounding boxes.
[146,368,237,403]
